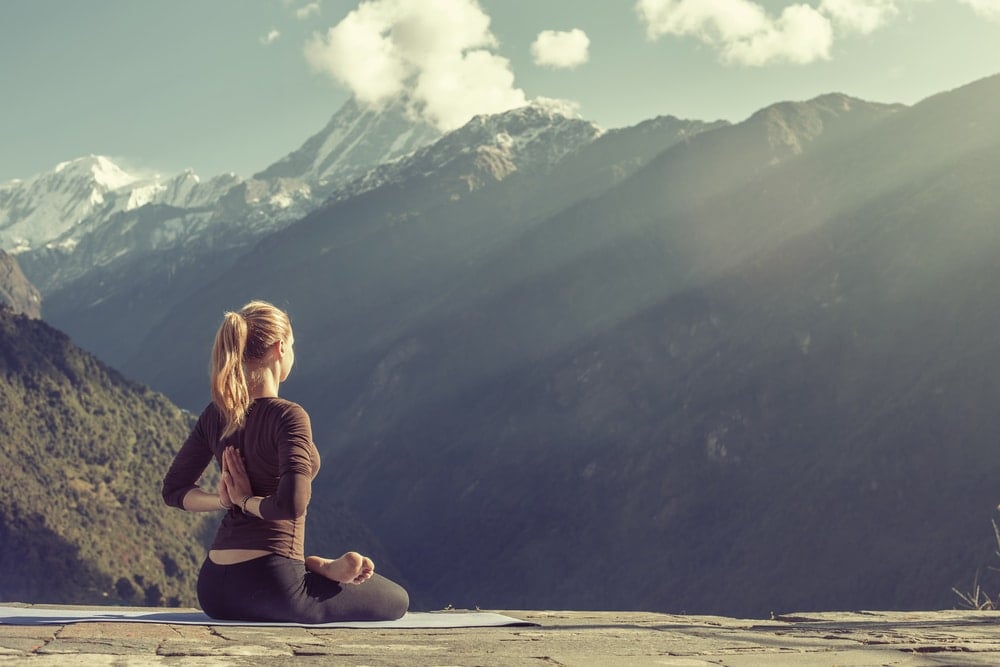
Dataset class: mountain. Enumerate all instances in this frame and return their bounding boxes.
[254,96,441,190]
[0,309,204,605]
[1,99,441,266]
[0,156,136,253]
[308,76,999,615]
[0,250,40,318]
[17,96,439,277]
[10,97,443,367]
[2,159,242,287]
[121,101,721,407]
[118,74,1000,617]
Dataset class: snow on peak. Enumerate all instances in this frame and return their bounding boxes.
[527,97,584,120]
[91,156,136,190]
[337,101,604,200]
[0,155,239,253]
[53,155,137,191]
[254,96,442,190]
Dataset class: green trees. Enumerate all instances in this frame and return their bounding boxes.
[0,309,209,606]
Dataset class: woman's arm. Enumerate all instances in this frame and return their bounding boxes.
[181,487,232,512]
[163,406,230,512]
[180,465,234,512]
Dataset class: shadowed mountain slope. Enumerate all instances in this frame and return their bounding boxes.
[312,76,1000,615]
[0,310,204,605]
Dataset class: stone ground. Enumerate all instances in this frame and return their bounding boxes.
[2,604,1000,666]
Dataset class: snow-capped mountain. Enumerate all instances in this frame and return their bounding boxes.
[0,156,136,252]
[254,96,441,191]
[0,156,242,255]
[25,96,626,377]
[5,97,597,297]
[340,98,604,202]
[3,96,446,293]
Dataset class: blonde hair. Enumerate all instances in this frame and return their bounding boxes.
[210,300,292,439]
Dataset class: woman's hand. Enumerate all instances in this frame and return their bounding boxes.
[217,471,234,510]
[222,446,254,505]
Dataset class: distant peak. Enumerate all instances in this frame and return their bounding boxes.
[51,155,136,191]
[335,94,419,122]
[464,100,598,134]
[526,97,584,120]
[752,92,902,121]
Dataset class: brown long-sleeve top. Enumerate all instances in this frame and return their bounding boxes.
[162,397,321,561]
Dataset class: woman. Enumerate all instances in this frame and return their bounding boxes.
[162,300,408,623]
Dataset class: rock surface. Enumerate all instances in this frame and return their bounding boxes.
[0,250,40,318]
[1,604,999,665]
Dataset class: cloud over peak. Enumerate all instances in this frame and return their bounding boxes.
[304,0,526,131]
[531,29,591,69]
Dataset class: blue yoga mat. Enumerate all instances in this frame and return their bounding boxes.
[0,604,536,629]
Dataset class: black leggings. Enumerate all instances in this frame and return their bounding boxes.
[197,554,409,623]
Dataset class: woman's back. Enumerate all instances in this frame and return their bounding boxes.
[163,397,320,560]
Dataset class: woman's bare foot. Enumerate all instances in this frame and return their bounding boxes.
[305,552,375,585]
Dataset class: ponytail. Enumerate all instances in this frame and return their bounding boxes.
[209,301,292,440]
[211,312,251,439]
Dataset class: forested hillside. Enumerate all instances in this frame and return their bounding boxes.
[0,309,204,605]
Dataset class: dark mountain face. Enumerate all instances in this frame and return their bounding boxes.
[0,250,40,318]
[318,76,997,615]
[329,134,1000,615]
[0,310,203,605]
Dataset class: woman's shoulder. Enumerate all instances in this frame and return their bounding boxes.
[196,401,224,423]
[254,398,313,442]
[255,397,310,420]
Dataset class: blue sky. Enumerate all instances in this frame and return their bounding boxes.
[1,0,998,183]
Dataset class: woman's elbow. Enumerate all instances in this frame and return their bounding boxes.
[263,497,309,521]
[161,483,182,509]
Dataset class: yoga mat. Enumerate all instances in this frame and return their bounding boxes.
[0,605,535,629]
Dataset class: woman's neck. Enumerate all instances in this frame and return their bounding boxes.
[249,374,279,399]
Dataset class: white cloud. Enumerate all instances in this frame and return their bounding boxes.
[260,29,281,46]
[724,4,833,65]
[957,0,1000,21]
[636,0,920,66]
[637,0,771,43]
[296,2,321,19]
[531,29,591,69]
[820,0,899,34]
[304,0,526,130]
[636,0,834,65]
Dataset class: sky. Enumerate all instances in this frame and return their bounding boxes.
[1,0,998,184]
